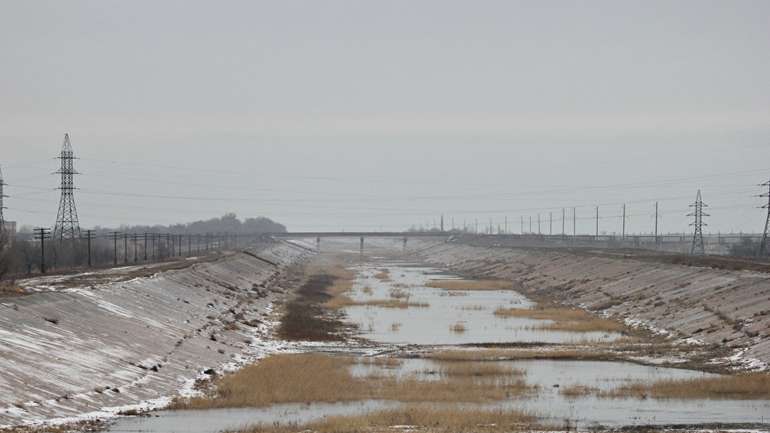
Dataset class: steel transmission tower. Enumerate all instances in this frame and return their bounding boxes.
[688,190,708,255]
[759,179,770,257]
[0,165,7,231]
[53,133,81,240]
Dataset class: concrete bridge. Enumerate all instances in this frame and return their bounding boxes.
[269,231,449,252]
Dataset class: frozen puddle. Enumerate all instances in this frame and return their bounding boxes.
[343,262,621,344]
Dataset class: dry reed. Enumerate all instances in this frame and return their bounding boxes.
[599,373,770,399]
[173,353,533,410]
[493,306,625,333]
[427,279,512,291]
[233,405,537,433]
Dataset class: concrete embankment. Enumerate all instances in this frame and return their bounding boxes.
[416,242,770,370]
[0,241,311,427]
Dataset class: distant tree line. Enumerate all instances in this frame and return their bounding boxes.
[0,213,286,282]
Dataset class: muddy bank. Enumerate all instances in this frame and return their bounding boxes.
[414,241,770,370]
[0,241,312,427]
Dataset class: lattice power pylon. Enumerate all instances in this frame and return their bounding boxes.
[0,165,7,231]
[53,133,81,240]
[759,179,770,257]
[688,189,709,255]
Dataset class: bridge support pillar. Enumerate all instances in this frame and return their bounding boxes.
[316,236,321,251]
[360,236,364,254]
[403,237,408,251]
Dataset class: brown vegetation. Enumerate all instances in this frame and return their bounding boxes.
[234,405,537,433]
[559,384,599,399]
[494,306,625,333]
[277,272,348,341]
[173,353,533,410]
[426,348,616,362]
[449,322,466,333]
[374,269,391,281]
[437,362,525,378]
[599,373,770,399]
[426,279,512,291]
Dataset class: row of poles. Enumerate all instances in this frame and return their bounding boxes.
[435,183,770,257]
[31,230,246,274]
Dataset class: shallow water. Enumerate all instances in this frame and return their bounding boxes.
[342,263,620,345]
[353,357,770,426]
[107,260,770,432]
[108,401,399,433]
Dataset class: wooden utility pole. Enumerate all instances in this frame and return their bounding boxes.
[34,228,52,273]
[82,230,95,267]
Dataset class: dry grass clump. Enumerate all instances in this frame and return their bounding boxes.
[427,279,512,291]
[173,353,533,410]
[427,348,615,362]
[361,286,373,295]
[599,373,770,400]
[329,297,429,310]
[449,322,467,333]
[460,304,486,311]
[357,357,403,368]
[391,322,402,332]
[362,299,429,309]
[559,384,600,399]
[374,269,391,281]
[493,306,626,333]
[235,405,537,433]
[438,362,525,378]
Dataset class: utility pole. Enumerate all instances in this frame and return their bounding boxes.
[688,190,708,255]
[53,133,81,241]
[504,216,508,234]
[123,233,128,264]
[758,179,770,256]
[440,214,444,232]
[537,214,541,235]
[81,229,95,267]
[595,206,599,240]
[133,233,139,263]
[520,216,524,235]
[654,202,659,246]
[34,228,52,273]
[573,207,577,240]
[621,204,626,240]
[188,234,192,256]
[529,216,532,234]
[549,212,553,236]
[562,208,565,239]
[108,232,121,266]
[144,233,149,261]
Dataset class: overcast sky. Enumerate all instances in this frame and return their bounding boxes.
[1,0,769,234]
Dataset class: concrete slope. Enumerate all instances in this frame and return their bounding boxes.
[0,242,309,426]
[417,242,770,370]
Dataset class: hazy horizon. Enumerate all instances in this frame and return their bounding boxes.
[2,1,769,234]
